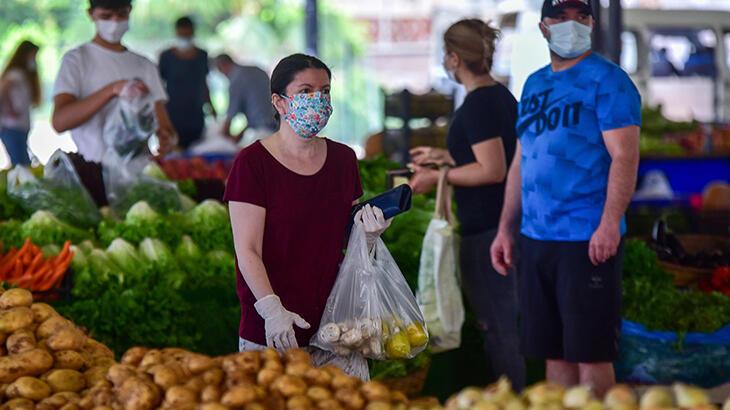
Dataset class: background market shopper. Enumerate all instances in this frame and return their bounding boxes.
[159,16,216,150]
[0,40,40,167]
[408,18,524,390]
[491,0,641,397]
[51,0,177,164]
[225,54,390,356]
[215,54,277,147]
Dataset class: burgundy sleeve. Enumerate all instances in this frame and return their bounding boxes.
[352,151,363,201]
[223,152,266,208]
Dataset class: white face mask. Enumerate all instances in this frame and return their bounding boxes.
[546,20,592,59]
[96,19,129,44]
[175,37,194,51]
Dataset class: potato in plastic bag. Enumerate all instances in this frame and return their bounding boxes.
[311,223,428,360]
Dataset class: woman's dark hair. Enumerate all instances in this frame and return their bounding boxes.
[270,53,331,123]
[1,40,41,107]
[89,0,132,9]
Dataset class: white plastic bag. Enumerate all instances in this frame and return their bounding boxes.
[417,168,464,352]
[103,80,158,158]
[311,223,428,361]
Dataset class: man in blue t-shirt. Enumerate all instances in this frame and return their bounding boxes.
[491,0,641,396]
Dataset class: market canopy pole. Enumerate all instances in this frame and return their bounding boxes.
[606,0,623,64]
[305,0,319,56]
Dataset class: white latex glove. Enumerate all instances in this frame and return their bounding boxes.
[355,204,392,250]
[254,294,310,351]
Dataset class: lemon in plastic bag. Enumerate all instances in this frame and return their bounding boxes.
[386,331,411,359]
[406,322,428,348]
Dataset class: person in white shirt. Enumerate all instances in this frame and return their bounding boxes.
[52,0,176,163]
[0,40,40,166]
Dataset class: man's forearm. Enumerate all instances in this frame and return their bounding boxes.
[498,159,522,234]
[601,154,639,227]
[52,86,116,132]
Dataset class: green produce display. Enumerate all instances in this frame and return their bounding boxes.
[640,106,698,156]
[183,200,234,252]
[622,239,730,335]
[98,201,182,246]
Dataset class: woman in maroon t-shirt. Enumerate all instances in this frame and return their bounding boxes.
[224,54,390,353]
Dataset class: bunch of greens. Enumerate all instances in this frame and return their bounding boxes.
[0,171,26,221]
[0,220,23,249]
[622,239,730,334]
[182,200,233,252]
[98,201,182,246]
[7,174,100,228]
[113,178,182,216]
[18,211,94,247]
[370,350,431,380]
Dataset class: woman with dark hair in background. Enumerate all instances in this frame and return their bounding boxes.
[408,19,525,389]
[0,40,40,166]
[224,54,390,361]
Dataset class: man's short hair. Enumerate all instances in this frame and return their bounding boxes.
[215,54,234,65]
[176,16,195,30]
[89,0,132,9]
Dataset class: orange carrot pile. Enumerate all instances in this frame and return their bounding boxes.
[0,239,74,292]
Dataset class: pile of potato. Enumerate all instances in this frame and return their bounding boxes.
[446,377,730,410]
[0,288,116,409]
[85,346,429,410]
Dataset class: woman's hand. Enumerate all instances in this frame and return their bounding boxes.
[408,165,440,195]
[254,294,310,351]
[410,146,454,166]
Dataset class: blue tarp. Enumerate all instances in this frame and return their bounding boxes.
[615,320,730,388]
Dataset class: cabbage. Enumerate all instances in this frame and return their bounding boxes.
[184,200,232,251]
[69,245,88,272]
[139,238,176,271]
[179,194,197,212]
[98,201,181,246]
[106,238,144,274]
[88,249,119,275]
[176,235,203,271]
[78,240,96,255]
[20,210,93,246]
[143,162,169,181]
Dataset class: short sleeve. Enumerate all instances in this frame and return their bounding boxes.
[461,97,502,145]
[596,67,642,132]
[145,61,168,103]
[224,151,266,208]
[53,52,82,97]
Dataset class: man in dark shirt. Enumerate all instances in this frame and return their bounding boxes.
[159,16,216,149]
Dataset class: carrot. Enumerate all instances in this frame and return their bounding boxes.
[26,253,44,274]
[11,259,23,280]
[38,264,68,291]
[16,239,32,257]
[21,252,32,268]
[30,265,52,290]
[0,248,18,268]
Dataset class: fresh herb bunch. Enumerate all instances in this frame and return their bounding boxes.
[622,239,730,334]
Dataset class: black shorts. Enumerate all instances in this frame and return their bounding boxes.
[519,235,623,363]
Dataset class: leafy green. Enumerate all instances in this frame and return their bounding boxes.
[7,171,100,229]
[622,239,730,334]
[175,235,204,273]
[0,220,23,249]
[0,171,26,221]
[106,238,145,274]
[142,162,169,180]
[176,179,197,198]
[183,200,232,252]
[98,201,181,246]
[114,178,182,216]
[370,350,431,379]
[138,238,176,272]
[20,211,94,246]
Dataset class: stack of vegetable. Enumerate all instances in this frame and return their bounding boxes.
[0,240,73,293]
[446,377,728,410]
[622,239,730,335]
[0,288,117,408]
[156,157,231,181]
[640,106,698,157]
[73,347,428,410]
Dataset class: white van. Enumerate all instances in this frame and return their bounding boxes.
[622,9,730,123]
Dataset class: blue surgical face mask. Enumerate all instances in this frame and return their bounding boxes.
[546,20,592,59]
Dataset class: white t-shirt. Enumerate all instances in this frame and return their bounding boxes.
[0,69,33,131]
[53,42,167,162]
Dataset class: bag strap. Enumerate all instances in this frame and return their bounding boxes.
[434,167,453,223]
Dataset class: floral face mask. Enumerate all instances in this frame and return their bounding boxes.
[281,91,333,139]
